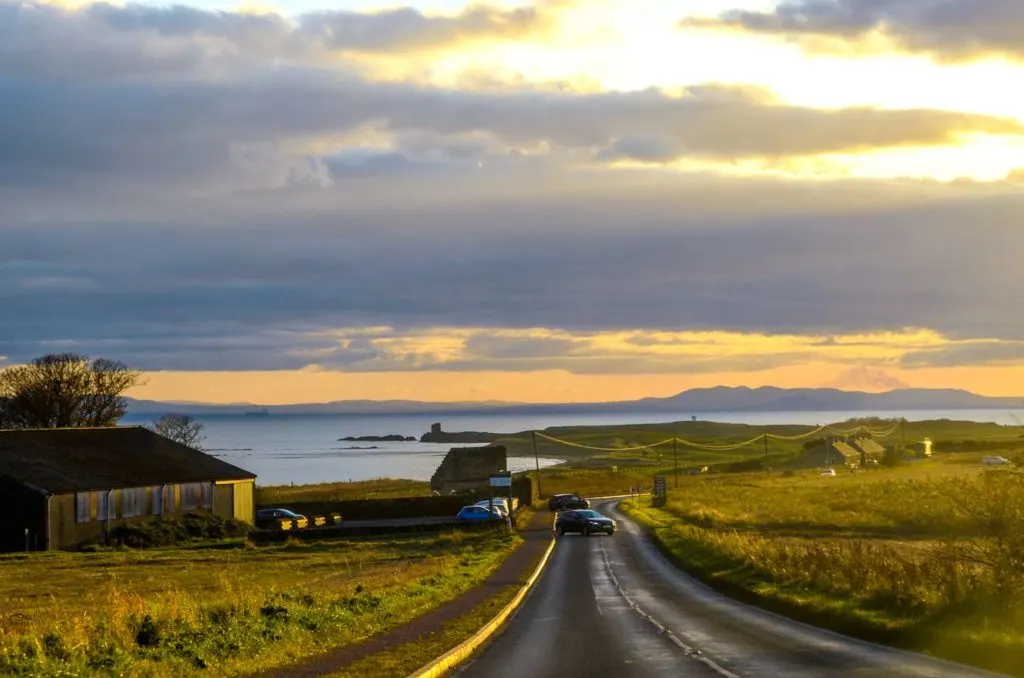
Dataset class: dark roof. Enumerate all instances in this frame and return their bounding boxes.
[0,426,256,494]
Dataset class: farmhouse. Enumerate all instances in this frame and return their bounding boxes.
[0,426,256,552]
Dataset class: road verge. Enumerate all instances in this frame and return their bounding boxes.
[407,517,557,678]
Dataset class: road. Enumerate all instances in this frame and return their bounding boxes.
[458,499,1009,678]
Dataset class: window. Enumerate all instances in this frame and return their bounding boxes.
[76,492,91,523]
[166,485,177,513]
[152,486,163,516]
[96,491,109,520]
[181,482,205,511]
[121,487,147,518]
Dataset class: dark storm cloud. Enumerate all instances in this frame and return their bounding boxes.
[681,0,1024,61]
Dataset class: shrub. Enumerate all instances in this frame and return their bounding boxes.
[107,512,249,549]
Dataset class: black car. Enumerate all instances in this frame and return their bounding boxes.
[548,493,591,511]
[256,508,309,530]
[556,509,616,536]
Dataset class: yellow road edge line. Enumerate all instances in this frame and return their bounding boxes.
[407,518,559,678]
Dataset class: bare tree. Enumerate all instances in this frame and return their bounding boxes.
[0,353,142,428]
[150,413,206,449]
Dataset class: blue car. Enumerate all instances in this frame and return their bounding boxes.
[457,505,504,522]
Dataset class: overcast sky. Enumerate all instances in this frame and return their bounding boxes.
[2,0,1023,403]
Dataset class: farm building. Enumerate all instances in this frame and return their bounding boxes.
[796,437,887,469]
[0,426,256,552]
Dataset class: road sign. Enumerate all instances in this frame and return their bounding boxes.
[652,475,668,507]
[653,475,666,496]
[489,476,512,487]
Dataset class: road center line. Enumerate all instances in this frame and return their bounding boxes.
[598,539,741,678]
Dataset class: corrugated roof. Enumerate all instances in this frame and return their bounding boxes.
[0,426,256,493]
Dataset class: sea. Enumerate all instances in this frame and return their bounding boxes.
[120,409,1021,487]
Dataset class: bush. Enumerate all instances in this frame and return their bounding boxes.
[107,513,249,549]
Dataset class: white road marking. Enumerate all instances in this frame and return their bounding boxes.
[598,539,741,678]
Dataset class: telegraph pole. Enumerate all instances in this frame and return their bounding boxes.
[673,437,679,488]
[763,433,769,474]
[532,431,543,497]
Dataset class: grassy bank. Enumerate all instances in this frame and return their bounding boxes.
[256,477,430,505]
[0,529,518,676]
[327,585,521,678]
[621,464,1024,676]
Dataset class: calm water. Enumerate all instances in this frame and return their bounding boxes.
[121,409,1020,486]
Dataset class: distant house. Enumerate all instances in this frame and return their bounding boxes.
[0,426,256,552]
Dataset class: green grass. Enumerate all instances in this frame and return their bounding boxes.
[501,416,1024,471]
[0,528,519,676]
[326,585,520,678]
[256,477,430,505]
[620,463,1024,676]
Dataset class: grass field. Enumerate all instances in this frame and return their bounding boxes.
[256,477,431,506]
[621,460,1024,676]
[0,529,518,676]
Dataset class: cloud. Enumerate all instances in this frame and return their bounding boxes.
[826,366,909,391]
[2,178,1023,373]
[1,2,1022,194]
[681,0,1024,62]
[0,0,559,83]
[2,71,1019,193]
[3,2,1024,378]
[900,341,1024,368]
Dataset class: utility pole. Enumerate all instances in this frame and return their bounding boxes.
[900,418,906,453]
[763,433,769,474]
[673,437,678,488]
[532,431,543,498]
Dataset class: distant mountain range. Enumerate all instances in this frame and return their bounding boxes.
[124,387,1024,417]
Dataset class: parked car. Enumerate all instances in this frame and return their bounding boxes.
[457,505,504,522]
[983,456,1012,465]
[820,468,837,477]
[474,498,510,516]
[256,508,309,529]
[556,509,615,536]
[548,494,590,511]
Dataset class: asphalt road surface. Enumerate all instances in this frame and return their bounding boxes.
[458,499,1009,678]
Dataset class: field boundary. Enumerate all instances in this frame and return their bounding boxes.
[407,518,557,678]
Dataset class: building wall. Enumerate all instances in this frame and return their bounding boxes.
[48,479,253,550]
[216,479,254,524]
[213,484,234,520]
[0,477,47,552]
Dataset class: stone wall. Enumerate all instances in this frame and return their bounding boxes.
[430,444,507,493]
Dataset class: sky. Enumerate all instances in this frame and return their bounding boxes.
[1,0,1024,404]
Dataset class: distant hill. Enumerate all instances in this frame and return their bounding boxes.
[124,386,1024,417]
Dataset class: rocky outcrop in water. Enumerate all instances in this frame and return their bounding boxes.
[339,435,416,442]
